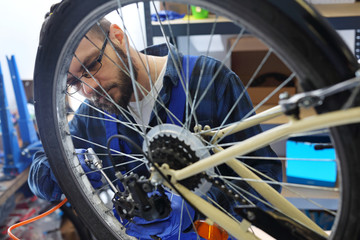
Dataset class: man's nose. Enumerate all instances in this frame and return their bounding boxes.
[80,78,99,97]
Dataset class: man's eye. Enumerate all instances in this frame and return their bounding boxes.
[86,62,98,71]
[82,60,100,78]
[82,71,91,78]
[67,78,81,86]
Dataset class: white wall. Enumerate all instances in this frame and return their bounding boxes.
[106,4,146,51]
[0,0,58,110]
[338,30,355,54]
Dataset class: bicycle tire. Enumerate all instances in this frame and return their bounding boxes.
[33,0,360,239]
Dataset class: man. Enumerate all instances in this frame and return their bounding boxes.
[29,17,282,239]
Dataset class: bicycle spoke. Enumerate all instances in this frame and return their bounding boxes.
[210,48,274,143]
[71,135,144,163]
[150,1,195,128]
[134,3,165,126]
[71,112,150,130]
[85,158,145,175]
[68,93,146,134]
[244,73,296,120]
[193,28,246,112]
[220,178,288,215]
[185,14,220,129]
[117,5,148,140]
[158,5,200,132]
[217,162,338,216]
[213,73,296,145]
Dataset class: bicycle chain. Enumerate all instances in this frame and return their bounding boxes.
[204,174,248,205]
[149,134,248,205]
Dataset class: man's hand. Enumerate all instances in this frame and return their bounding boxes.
[116,191,196,240]
[76,149,103,189]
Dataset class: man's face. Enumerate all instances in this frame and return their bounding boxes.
[68,34,136,114]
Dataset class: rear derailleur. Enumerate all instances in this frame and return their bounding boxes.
[112,173,171,221]
[84,148,171,222]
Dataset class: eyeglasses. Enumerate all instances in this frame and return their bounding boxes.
[67,35,109,94]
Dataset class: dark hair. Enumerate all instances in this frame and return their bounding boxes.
[88,18,111,40]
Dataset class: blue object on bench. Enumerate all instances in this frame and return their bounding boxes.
[286,135,336,187]
[151,10,185,21]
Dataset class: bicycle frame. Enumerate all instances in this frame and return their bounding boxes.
[158,100,360,239]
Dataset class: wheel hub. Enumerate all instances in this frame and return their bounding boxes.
[144,124,213,193]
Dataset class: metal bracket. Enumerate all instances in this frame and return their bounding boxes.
[279,75,360,115]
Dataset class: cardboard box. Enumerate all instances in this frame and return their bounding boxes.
[229,36,296,105]
[247,87,296,105]
[160,3,188,14]
[229,36,293,85]
[61,218,81,240]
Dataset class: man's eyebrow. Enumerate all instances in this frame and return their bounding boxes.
[81,54,95,69]
[75,48,98,72]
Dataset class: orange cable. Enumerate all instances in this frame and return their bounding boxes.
[8,198,68,240]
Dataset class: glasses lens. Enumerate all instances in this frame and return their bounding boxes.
[66,74,82,95]
[82,61,102,78]
[67,85,81,95]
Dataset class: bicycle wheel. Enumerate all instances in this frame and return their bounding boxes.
[34,0,360,239]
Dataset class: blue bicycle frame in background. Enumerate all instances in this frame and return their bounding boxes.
[0,56,40,177]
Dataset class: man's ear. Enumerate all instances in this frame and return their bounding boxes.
[109,24,125,45]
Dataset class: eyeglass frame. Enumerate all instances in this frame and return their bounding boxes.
[66,34,109,93]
